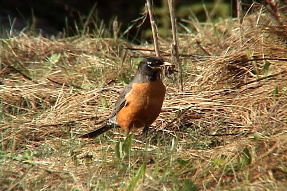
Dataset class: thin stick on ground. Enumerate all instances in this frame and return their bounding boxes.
[146,0,160,57]
[167,0,183,91]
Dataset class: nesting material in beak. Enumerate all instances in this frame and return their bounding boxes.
[162,61,177,75]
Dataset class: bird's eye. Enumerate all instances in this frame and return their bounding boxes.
[147,61,154,67]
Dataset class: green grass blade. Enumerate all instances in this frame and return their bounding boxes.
[126,163,146,191]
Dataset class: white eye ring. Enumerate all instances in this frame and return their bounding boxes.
[147,61,152,66]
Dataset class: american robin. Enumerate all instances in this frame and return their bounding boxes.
[80,57,172,138]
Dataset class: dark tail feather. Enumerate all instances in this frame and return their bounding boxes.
[79,122,116,138]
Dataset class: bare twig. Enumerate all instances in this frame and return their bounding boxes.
[112,17,119,40]
[167,0,183,91]
[236,0,242,24]
[236,0,243,46]
[264,0,284,26]
[207,70,287,98]
[195,40,211,56]
[146,0,160,57]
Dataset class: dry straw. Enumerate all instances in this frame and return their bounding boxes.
[1,4,287,190]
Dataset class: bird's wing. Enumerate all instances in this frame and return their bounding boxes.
[109,83,132,119]
[80,83,133,138]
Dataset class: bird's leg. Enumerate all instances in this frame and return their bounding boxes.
[142,126,149,136]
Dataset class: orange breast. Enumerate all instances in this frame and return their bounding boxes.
[116,80,166,132]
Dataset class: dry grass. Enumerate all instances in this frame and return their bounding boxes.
[1,10,287,191]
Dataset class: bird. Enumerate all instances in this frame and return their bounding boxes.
[80,57,172,138]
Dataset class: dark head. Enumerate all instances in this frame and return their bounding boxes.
[134,57,171,82]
